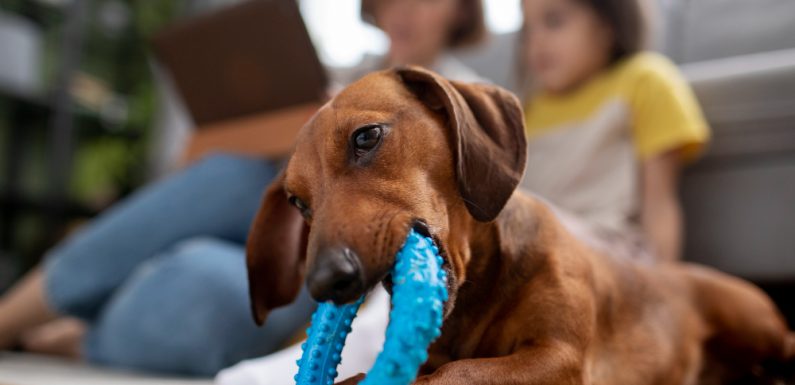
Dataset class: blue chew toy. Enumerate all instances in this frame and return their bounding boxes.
[294,229,448,385]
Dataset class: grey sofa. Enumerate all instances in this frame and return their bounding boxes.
[670,0,795,280]
[681,51,795,280]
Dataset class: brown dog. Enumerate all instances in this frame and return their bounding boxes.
[246,67,794,384]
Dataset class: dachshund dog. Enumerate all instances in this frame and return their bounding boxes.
[246,67,794,384]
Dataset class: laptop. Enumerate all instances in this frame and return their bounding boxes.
[151,0,328,126]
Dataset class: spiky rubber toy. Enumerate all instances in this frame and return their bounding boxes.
[294,229,448,385]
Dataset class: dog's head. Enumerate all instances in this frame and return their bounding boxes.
[247,67,526,324]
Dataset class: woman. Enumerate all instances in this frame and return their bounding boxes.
[332,0,484,86]
[0,0,485,377]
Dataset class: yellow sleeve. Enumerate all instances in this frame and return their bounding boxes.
[628,54,710,163]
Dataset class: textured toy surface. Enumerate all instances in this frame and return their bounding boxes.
[294,229,448,385]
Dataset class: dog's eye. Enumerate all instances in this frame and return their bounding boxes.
[352,124,384,155]
[288,196,311,218]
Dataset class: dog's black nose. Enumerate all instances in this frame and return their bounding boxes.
[307,246,363,303]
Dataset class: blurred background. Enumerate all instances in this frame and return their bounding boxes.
[0,0,181,288]
[0,0,522,289]
[0,0,794,315]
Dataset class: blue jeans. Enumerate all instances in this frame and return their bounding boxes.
[42,154,316,377]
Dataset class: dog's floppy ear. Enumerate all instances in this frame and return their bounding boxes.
[246,172,308,325]
[396,66,527,221]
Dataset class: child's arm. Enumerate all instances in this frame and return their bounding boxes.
[641,150,683,262]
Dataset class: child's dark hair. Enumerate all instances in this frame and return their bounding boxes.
[577,0,649,61]
[517,0,651,92]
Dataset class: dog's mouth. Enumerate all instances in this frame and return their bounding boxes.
[380,220,455,314]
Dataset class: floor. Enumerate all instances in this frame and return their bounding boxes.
[0,284,790,385]
[0,350,791,385]
[0,353,213,385]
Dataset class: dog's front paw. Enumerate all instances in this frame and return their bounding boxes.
[412,370,461,385]
[335,373,365,385]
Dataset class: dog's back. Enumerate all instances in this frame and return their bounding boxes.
[577,225,793,384]
[678,263,794,383]
[505,191,794,385]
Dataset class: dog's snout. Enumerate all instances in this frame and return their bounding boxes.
[307,246,364,304]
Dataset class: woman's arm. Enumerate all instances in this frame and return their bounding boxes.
[641,150,684,262]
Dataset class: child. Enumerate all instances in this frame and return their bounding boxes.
[520,0,709,262]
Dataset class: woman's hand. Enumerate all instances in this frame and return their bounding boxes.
[641,150,684,262]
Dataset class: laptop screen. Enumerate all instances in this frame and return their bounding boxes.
[151,0,328,126]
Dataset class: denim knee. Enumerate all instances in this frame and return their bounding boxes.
[42,154,278,321]
[84,237,315,376]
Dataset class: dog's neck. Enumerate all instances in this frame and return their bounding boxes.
[445,192,558,301]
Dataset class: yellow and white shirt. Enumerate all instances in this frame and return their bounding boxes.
[522,52,709,246]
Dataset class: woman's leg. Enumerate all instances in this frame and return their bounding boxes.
[19,316,85,358]
[84,237,315,377]
[0,154,276,348]
[45,153,276,320]
[0,269,56,348]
